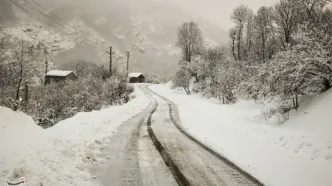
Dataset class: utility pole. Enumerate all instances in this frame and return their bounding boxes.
[106,46,115,76]
[126,51,130,77]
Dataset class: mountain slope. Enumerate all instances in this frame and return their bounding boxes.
[1,0,228,79]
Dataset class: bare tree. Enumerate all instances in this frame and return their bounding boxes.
[176,22,203,63]
[254,6,274,62]
[0,32,11,89]
[228,28,238,61]
[231,5,252,61]
[273,0,302,49]
[244,11,255,60]
[0,13,7,60]
[11,40,38,103]
[299,0,331,24]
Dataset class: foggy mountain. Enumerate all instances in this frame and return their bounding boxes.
[1,0,228,79]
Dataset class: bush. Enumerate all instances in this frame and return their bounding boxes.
[173,68,191,94]
[0,76,134,127]
[259,105,290,125]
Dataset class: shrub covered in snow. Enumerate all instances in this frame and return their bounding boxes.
[172,68,191,94]
[0,76,133,126]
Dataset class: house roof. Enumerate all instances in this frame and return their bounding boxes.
[46,70,74,77]
[128,72,144,78]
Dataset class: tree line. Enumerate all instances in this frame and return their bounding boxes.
[173,0,332,122]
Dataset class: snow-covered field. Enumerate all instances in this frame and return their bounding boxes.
[0,86,150,186]
[149,84,332,186]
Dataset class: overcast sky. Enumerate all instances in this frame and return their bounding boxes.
[165,0,278,30]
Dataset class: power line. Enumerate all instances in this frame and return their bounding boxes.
[7,0,97,48]
[23,0,70,32]
[29,0,71,28]
[24,0,99,47]
[7,0,68,35]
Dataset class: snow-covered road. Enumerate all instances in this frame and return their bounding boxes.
[91,87,177,186]
[94,85,262,186]
[144,86,261,186]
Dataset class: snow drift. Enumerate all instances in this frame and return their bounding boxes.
[0,86,150,185]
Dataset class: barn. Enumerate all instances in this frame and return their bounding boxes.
[45,70,77,85]
[128,72,145,83]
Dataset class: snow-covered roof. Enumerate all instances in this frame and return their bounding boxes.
[128,72,144,78]
[46,70,74,77]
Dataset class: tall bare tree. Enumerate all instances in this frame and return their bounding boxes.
[254,6,274,62]
[176,22,203,63]
[244,11,255,60]
[231,5,252,61]
[273,0,302,49]
[11,40,38,102]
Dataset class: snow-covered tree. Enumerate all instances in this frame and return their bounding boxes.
[231,5,253,61]
[273,0,303,48]
[254,6,275,62]
[176,22,204,63]
[10,40,40,102]
[243,24,332,109]
[173,68,191,94]
[228,28,238,61]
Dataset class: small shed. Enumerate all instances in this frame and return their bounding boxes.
[45,70,77,85]
[128,72,145,83]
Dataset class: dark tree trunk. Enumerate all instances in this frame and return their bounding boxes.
[237,30,242,61]
[232,39,237,61]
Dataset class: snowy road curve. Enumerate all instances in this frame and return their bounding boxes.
[93,85,264,186]
[144,86,264,186]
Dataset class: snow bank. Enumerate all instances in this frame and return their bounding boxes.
[164,81,173,88]
[0,107,45,167]
[0,85,150,185]
[149,84,332,186]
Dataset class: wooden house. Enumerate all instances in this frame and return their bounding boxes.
[128,72,145,83]
[45,70,77,85]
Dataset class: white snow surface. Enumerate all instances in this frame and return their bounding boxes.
[0,86,150,185]
[46,70,74,77]
[149,84,332,186]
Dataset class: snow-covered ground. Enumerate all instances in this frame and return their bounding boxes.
[149,84,332,186]
[0,86,150,186]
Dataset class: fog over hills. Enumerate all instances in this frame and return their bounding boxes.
[0,0,228,79]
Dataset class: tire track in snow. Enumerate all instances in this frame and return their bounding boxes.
[142,86,191,186]
[145,86,266,186]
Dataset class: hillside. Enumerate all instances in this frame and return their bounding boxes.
[0,0,227,79]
